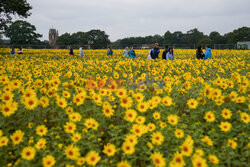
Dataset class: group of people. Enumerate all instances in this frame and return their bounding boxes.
[10,48,24,55]
[67,44,212,61]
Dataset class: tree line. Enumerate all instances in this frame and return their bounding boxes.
[112,27,250,48]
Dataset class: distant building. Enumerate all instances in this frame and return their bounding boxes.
[237,41,250,50]
[49,29,59,47]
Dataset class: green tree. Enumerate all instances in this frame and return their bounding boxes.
[5,20,42,45]
[185,28,205,44]
[163,31,172,44]
[197,37,212,46]
[0,0,32,32]
[71,32,87,45]
[224,27,250,43]
[85,30,111,49]
[56,33,72,46]
[209,31,226,44]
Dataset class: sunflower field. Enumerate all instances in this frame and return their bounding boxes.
[0,48,249,167]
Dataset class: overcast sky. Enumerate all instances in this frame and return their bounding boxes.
[22,0,250,42]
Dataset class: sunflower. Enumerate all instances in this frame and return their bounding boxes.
[162,96,173,106]
[135,116,146,124]
[117,160,131,167]
[71,133,81,143]
[102,106,115,118]
[170,151,186,167]
[69,112,82,122]
[42,155,56,167]
[150,152,166,167]
[187,98,198,109]
[201,136,213,146]
[124,109,137,122]
[124,134,138,146]
[153,112,161,120]
[219,122,232,132]
[1,103,15,117]
[131,124,145,137]
[167,115,179,126]
[76,157,85,166]
[39,96,50,108]
[62,90,71,99]
[10,130,24,145]
[116,89,127,98]
[174,129,184,139]
[208,154,219,165]
[122,142,135,155]
[194,149,204,156]
[21,146,36,160]
[137,102,148,113]
[64,122,76,134]
[85,150,101,166]
[192,155,208,167]
[221,108,232,119]
[151,131,164,146]
[102,143,117,157]
[56,97,67,109]
[64,144,80,160]
[1,92,14,103]
[35,138,47,150]
[204,111,215,122]
[240,112,249,124]
[120,96,133,108]
[147,123,156,132]
[24,96,39,110]
[36,125,48,136]
[228,139,237,149]
[0,136,9,147]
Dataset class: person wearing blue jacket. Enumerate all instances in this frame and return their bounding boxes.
[128,46,136,59]
[10,48,16,55]
[150,43,160,59]
[204,45,212,60]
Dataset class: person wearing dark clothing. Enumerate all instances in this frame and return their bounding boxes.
[17,48,24,54]
[162,45,168,60]
[196,46,204,59]
[69,47,74,57]
[107,47,113,57]
[150,43,160,59]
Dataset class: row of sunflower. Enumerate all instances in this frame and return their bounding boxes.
[0,48,249,167]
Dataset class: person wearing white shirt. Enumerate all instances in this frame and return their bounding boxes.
[79,46,84,58]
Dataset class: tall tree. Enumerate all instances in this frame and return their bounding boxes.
[163,31,172,44]
[224,27,250,43]
[85,30,111,49]
[5,20,42,45]
[56,33,72,45]
[71,32,87,45]
[0,0,32,33]
[185,28,205,44]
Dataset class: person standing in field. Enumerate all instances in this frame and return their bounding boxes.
[79,46,84,58]
[10,48,16,55]
[69,46,74,57]
[162,45,168,60]
[196,46,204,59]
[107,46,113,57]
[123,47,129,58]
[150,43,160,59]
[166,48,174,60]
[128,46,136,59]
[204,45,212,60]
[17,48,24,54]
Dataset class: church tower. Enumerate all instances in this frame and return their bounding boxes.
[49,28,59,47]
